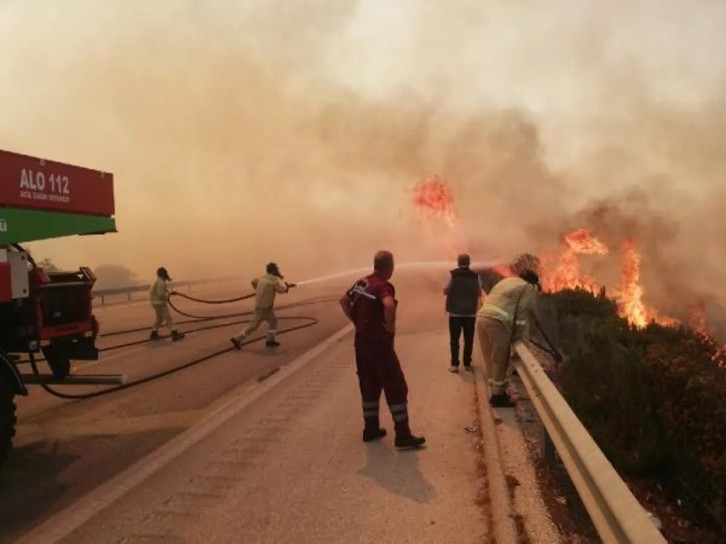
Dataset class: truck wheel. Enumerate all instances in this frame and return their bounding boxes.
[0,377,16,468]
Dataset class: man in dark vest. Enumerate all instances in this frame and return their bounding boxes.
[444,254,483,373]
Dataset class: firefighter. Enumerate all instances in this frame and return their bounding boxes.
[476,268,541,407]
[444,253,483,373]
[339,250,426,450]
[149,267,185,341]
[230,262,296,349]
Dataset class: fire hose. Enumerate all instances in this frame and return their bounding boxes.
[530,321,564,363]
[27,289,333,400]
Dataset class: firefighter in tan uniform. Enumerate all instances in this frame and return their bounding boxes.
[230,262,296,349]
[476,269,540,407]
[149,267,185,342]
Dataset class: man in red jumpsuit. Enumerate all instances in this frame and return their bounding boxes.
[339,250,426,450]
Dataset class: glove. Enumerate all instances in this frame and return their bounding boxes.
[169,290,178,296]
[287,283,297,288]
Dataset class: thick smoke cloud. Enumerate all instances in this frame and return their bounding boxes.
[1,0,724,324]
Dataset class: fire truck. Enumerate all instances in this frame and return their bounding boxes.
[0,148,117,469]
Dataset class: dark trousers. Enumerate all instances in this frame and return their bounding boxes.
[354,338,411,437]
[449,316,475,367]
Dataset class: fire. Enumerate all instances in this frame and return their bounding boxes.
[491,264,515,278]
[564,228,609,255]
[540,229,679,329]
[615,238,648,328]
[688,303,708,336]
[688,303,726,367]
[413,174,458,229]
[412,174,466,257]
[540,228,606,294]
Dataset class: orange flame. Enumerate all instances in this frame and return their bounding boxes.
[688,303,708,336]
[540,228,606,294]
[614,239,680,328]
[491,264,515,278]
[413,174,458,229]
[688,303,726,366]
[412,174,466,257]
[564,228,609,255]
[540,230,679,328]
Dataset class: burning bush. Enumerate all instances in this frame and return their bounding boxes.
[543,289,726,537]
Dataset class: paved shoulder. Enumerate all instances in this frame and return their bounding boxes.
[22,327,490,543]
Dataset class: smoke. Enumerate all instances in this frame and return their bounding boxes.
[2,0,725,317]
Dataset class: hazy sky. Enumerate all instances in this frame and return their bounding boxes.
[1,0,725,311]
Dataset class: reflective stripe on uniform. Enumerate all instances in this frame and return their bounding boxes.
[363,401,379,417]
[482,304,527,326]
[352,285,376,300]
[389,402,408,422]
[483,303,510,320]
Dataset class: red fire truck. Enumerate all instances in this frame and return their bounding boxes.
[0,148,117,468]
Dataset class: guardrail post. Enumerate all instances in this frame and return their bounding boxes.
[513,343,668,543]
[542,367,558,465]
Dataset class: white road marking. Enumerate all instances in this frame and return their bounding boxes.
[16,324,354,544]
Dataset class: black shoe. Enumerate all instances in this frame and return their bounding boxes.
[395,434,426,450]
[266,340,281,347]
[362,428,387,442]
[171,331,185,342]
[230,338,242,350]
[489,393,516,408]
[149,330,160,341]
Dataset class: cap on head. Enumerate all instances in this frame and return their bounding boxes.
[157,267,170,280]
[266,262,280,275]
[457,253,471,267]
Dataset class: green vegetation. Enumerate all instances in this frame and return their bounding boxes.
[544,289,726,535]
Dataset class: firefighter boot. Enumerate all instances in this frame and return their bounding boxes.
[363,412,386,442]
[390,403,426,450]
[149,330,161,341]
[265,331,280,348]
[171,330,185,342]
[394,434,426,450]
[363,427,387,442]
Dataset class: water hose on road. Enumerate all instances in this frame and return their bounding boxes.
[170,291,256,305]
[28,317,319,400]
[25,290,338,400]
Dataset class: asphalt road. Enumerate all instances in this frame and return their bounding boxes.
[1,269,492,543]
[1,276,351,541]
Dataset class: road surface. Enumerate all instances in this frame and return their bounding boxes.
[1,270,559,543]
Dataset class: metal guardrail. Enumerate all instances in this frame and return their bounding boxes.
[513,342,667,544]
[92,277,237,305]
[92,282,191,305]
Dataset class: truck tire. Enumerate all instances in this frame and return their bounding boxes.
[0,377,16,468]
